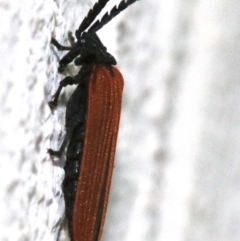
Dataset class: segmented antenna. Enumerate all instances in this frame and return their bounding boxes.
[76,0,111,37]
[86,0,139,35]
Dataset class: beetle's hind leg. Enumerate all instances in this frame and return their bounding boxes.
[48,121,83,157]
[47,125,72,157]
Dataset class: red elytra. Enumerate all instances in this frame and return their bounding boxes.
[72,65,123,241]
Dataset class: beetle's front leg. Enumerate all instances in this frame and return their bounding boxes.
[51,38,72,51]
[67,31,76,46]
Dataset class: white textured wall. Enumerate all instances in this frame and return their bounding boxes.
[0,0,92,240]
[1,0,240,241]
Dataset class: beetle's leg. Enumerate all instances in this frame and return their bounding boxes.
[48,130,71,157]
[67,31,76,46]
[49,76,78,110]
[48,122,83,157]
[49,64,93,110]
[51,38,72,51]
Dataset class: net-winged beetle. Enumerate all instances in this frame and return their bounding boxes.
[48,0,139,240]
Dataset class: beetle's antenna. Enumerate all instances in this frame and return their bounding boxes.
[86,0,139,35]
[76,0,111,38]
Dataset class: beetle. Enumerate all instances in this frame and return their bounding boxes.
[48,0,139,240]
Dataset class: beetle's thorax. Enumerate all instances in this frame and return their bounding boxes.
[74,33,116,66]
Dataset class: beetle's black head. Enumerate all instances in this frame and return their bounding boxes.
[57,0,139,72]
